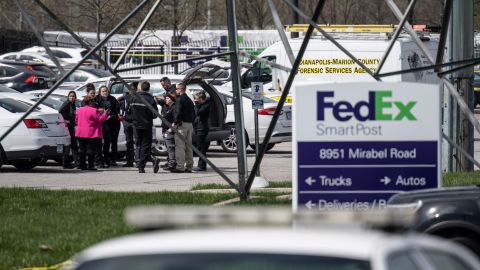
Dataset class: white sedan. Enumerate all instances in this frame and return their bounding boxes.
[215,89,291,152]
[0,96,70,170]
[64,207,480,270]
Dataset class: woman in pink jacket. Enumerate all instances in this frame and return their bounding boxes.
[76,96,108,170]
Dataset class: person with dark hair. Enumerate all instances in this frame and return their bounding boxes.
[159,93,177,172]
[96,85,121,167]
[172,82,195,173]
[160,77,176,94]
[155,77,176,106]
[75,96,108,170]
[58,91,78,169]
[193,90,209,171]
[82,84,99,107]
[119,82,138,167]
[130,81,159,173]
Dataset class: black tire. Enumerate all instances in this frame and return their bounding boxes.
[220,125,248,153]
[12,158,42,171]
[249,143,275,153]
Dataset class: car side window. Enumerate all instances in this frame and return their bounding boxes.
[220,93,233,105]
[19,55,34,61]
[66,71,91,82]
[3,55,16,60]
[149,81,166,97]
[242,56,276,88]
[387,251,421,270]
[52,50,72,58]
[0,67,6,77]
[110,83,128,95]
[421,249,474,270]
[4,67,20,77]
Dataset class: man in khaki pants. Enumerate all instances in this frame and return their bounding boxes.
[172,82,195,173]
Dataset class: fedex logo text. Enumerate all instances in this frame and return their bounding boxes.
[317,91,417,122]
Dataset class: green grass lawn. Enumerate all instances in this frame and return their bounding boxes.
[1,172,479,270]
[0,188,288,270]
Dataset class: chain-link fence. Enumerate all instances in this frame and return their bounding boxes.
[41,31,277,74]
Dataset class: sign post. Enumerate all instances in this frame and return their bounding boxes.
[251,82,268,188]
[293,82,441,212]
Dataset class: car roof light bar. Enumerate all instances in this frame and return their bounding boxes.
[124,206,415,230]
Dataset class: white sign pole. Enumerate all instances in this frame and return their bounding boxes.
[251,82,268,188]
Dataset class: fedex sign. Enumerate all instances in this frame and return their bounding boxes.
[293,82,441,213]
[317,90,417,122]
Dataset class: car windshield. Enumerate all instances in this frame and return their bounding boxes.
[184,65,229,80]
[75,253,371,270]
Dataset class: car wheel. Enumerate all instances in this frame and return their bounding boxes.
[249,143,275,153]
[221,126,248,153]
[152,141,168,156]
[12,158,42,171]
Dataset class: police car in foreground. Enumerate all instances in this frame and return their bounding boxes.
[60,207,480,270]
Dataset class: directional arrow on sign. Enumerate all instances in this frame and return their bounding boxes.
[305,176,316,186]
[305,200,316,209]
[380,176,391,185]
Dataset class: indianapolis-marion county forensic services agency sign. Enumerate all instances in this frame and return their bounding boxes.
[293,82,441,212]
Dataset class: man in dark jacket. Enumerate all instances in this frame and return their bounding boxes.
[193,91,210,171]
[130,81,159,173]
[172,82,195,173]
[119,82,138,167]
[96,86,121,167]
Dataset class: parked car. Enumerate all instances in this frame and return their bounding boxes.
[0,60,56,91]
[0,96,70,170]
[61,65,112,90]
[63,207,480,270]
[0,51,67,68]
[388,186,480,257]
[22,46,95,66]
[213,87,291,152]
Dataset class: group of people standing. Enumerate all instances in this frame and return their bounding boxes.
[58,76,210,174]
[59,83,121,170]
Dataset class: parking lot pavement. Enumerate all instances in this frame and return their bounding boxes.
[0,143,292,192]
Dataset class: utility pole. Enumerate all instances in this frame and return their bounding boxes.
[448,0,474,171]
[226,0,248,200]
